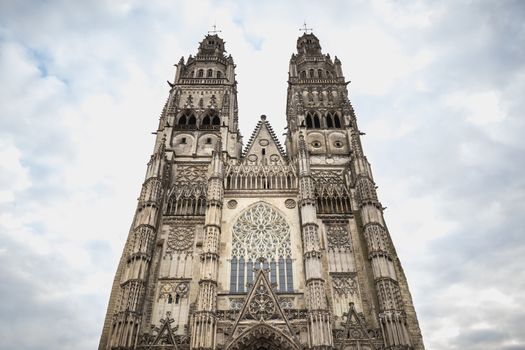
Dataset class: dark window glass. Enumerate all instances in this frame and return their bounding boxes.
[334,115,342,128]
[178,115,187,125]
[270,261,277,284]
[247,260,254,286]
[286,258,294,292]
[313,115,321,128]
[188,115,196,125]
[326,114,334,128]
[238,257,245,292]
[230,257,237,292]
[306,114,313,128]
[278,257,286,291]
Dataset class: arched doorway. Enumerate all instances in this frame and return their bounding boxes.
[226,323,299,350]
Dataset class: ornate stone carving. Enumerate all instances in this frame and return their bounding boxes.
[284,199,296,209]
[326,225,352,250]
[229,298,245,311]
[159,281,190,300]
[311,169,344,184]
[175,164,208,186]
[232,202,291,261]
[227,199,238,209]
[248,283,277,320]
[331,273,357,297]
[167,226,195,251]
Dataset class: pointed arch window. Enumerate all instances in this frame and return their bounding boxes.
[326,113,334,128]
[230,202,293,293]
[318,69,323,78]
[334,114,342,128]
[305,113,314,129]
[198,69,204,77]
[178,115,187,125]
[309,69,314,78]
[313,114,321,128]
[188,115,196,125]
[301,71,306,79]
[207,69,213,77]
[216,71,222,79]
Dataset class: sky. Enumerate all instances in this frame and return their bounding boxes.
[0,0,524,349]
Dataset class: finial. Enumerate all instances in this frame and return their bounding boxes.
[260,114,267,120]
[299,21,313,34]
[208,23,221,35]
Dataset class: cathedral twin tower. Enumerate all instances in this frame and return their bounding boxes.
[99,32,425,350]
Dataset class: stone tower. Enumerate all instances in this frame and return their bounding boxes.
[99,32,425,350]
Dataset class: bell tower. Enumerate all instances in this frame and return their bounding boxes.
[286,31,425,350]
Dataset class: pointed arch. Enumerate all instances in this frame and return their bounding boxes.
[305,113,314,129]
[334,113,342,128]
[313,113,321,128]
[202,115,211,126]
[226,323,299,350]
[326,112,334,128]
[230,202,293,293]
[177,115,187,125]
[188,115,196,125]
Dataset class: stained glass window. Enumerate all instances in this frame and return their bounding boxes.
[230,202,294,292]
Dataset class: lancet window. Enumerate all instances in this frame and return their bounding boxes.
[230,202,294,293]
[201,112,220,129]
[176,110,197,129]
[305,112,321,129]
[326,111,342,129]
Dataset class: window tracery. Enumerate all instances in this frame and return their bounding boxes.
[230,202,293,293]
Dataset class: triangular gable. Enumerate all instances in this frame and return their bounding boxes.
[243,115,286,161]
[231,269,294,337]
[149,314,178,349]
[339,302,376,350]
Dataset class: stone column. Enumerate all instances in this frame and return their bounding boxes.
[191,141,224,350]
[297,134,333,349]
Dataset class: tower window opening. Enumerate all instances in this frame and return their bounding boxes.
[175,293,180,304]
[326,113,334,128]
[334,114,342,128]
[198,69,204,77]
[318,69,323,78]
[167,294,173,304]
[181,137,187,144]
[309,69,314,78]
[262,148,266,156]
[301,71,306,79]
[217,71,222,78]
[188,115,197,125]
[313,114,321,128]
[207,69,213,77]
[178,115,187,125]
[206,137,212,144]
[212,115,220,125]
[202,115,211,126]
[305,113,313,129]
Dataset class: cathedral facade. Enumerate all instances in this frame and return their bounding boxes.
[99,32,425,350]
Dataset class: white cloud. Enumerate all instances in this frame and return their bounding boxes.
[0,1,524,350]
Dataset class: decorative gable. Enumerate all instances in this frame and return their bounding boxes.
[243,115,286,164]
[230,269,295,340]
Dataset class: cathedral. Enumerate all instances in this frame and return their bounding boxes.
[99,30,425,350]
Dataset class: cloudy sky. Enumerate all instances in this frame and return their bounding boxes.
[1,1,524,349]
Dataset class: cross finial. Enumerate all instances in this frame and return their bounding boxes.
[299,21,313,34]
[208,23,221,35]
